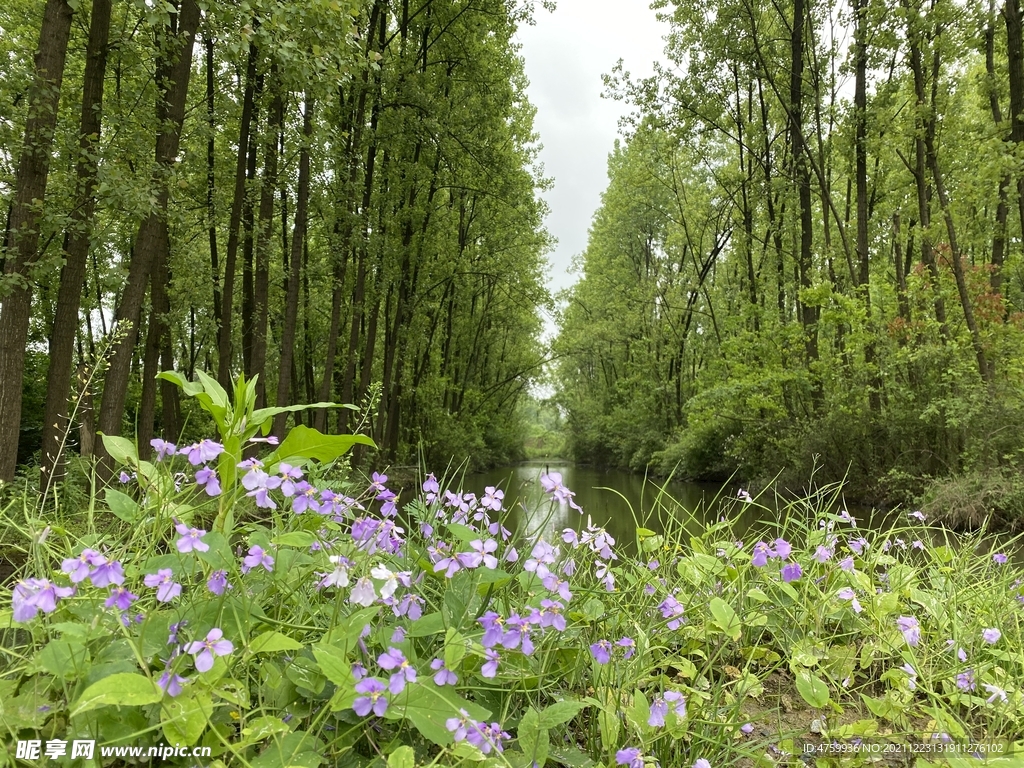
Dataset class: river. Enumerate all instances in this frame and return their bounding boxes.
[459,460,862,557]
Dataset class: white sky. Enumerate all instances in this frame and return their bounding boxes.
[516,0,666,315]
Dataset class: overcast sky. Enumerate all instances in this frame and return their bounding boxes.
[515,0,666,319]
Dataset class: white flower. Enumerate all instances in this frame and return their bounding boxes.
[984,684,1007,704]
[320,556,349,589]
[371,564,399,600]
[349,577,377,606]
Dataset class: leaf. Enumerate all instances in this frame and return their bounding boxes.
[387,746,416,768]
[273,531,316,548]
[272,425,376,465]
[405,612,446,637]
[517,707,549,767]
[105,488,140,523]
[162,691,212,745]
[99,434,138,466]
[240,715,292,747]
[548,746,598,767]
[71,673,162,715]
[251,402,356,431]
[709,597,742,640]
[249,631,304,655]
[386,681,490,746]
[795,671,830,709]
[443,628,468,669]
[312,644,354,688]
[195,369,230,411]
[536,700,586,728]
[38,638,89,680]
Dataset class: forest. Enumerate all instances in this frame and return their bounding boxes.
[555,0,1024,512]
[0,0,551,490]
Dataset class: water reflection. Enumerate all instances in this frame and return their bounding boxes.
[461,461,751,556]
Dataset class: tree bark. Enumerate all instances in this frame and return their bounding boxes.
[0,0,74,483]
[217,40,259,390]
[39,0,113,489]
[273,95,314,436]
[96,0,200,479]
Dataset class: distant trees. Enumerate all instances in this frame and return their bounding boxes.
[557,0,1024,495]
[0,0,551,484]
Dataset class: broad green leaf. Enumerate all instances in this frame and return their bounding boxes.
[251,402,356,431]
[99,434,138,466]
[162,691,212,745]
[796,671,830,709]
[71,673,162,715]
[406,612,446,637]
[240,715,292,747]
[537,700,586,728]
[105,488,140,523]
[517,707,549,767]
[444,628,468,669]
[312,644,354,688]
[273,531,316,548]
[249,631,304,655]
[386,681,490,746]
[272,425,375,464]
[709,597,742,640]
[38,638,89,680]
[387,746,416,768]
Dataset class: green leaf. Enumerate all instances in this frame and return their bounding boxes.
[162,691,212,745]
[71,673,162,715]
[105,488,141,523]
[273,425,375,464]
[99,434,138,466]
[312,644,354,688]
[796,671,830,709]
[240,715,293,747]
[195,369,230,411]
[443,628,468,669]
[38,638,89,680]
[249,631,304,655]
[387,746,416,768]
[251,402,356,432]
[406,612,446,637]
[273,531,316,548]
[386,681,490,746]
[709,597,742,640]
[537,700,586,728]
[517,707,549,767]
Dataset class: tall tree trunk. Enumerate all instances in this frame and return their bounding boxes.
[905,4,949,336]
[217,40,259,390]
[251,85,283,409]
[988,0,1010,297]
[790,0,818,383]
[242,74,263,378]
[0,0,74,483]
[97,0,200,479]
[924,35,990,381]
[1004,0,1024,245]
[205,33,221,336]
[273,95,314,436]
[39,0,112,490]
[854,0,881,412]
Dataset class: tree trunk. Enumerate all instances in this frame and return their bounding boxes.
[206,33,221,336]
[0,0,74,483]
[96,0,200,479]
[217,39,259,390]
[1004,0,1024,245]
[273,96,314,436]
[39,0,112,490]
[251,85,283,409]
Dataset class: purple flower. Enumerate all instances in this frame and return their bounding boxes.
[175,521,209,553]
[848,537,869,555]
[377,648,416,693]
[481,648,500,678]
[616,637,635,659]
[349,577,377,606]
[909,510,927,521]
[774,538,792,559]
[837,587,863,613]
[61,549,106,583]
[741,722,754,734]
[839,556,855,572]
[446,708,471,741]
[89,560,124,587]
[431,658,458,686]
[901,663,918,691]
[813,545,832,563]
[194,466,221,496]
[897,616,920,647]
[590,640,612,664]
[184,439,224,466]
[616,747,644,768]
[144,569,181,603]
[649,691,685,726]
[291,482,320,513]
[540,472,582,511]
[982,627,1001,644]
[11,578,75,621]
[538,599,566,632]
[659,595,686,630]
[241,464,281,509]
[751,541,773,567]
[119,471,132,484]
[694,760,712,768]
[993,553,1008,564]
[157,670,187,697]
[781,562,802,582]
[502,613,536,654]
[957,669,976,691]
[466,721,509,754]
[185,628,234,672]
[481,486,504,511]
[151,439,177,461]
[353,677,388,716]
[104,587,138,611]
[422,473,440,503]
[241,545,274,574]
[207,570,231,595]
